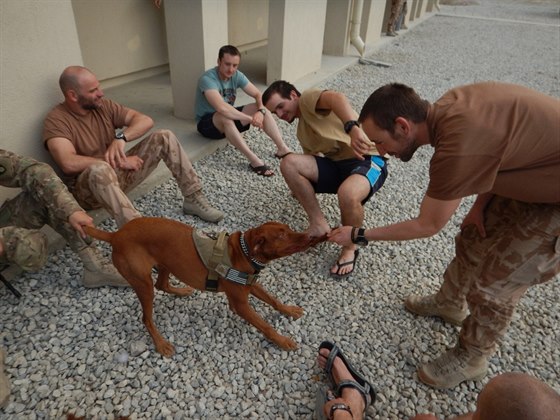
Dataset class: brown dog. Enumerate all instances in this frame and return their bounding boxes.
[84,217,325,357]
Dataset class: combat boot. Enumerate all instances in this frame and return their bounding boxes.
[77,246,129,288]
[405,293,467,326]
[417,344,488,389]
[183,190,224,223]
[0,347,10,408]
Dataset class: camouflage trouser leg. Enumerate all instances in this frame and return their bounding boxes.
[72,129,201,228]
[435,225,483,313]
[126,129,201,198]
[455,198,560,357]
[388,0,405,32]
[72,161,141,228]
[0,192,85,253]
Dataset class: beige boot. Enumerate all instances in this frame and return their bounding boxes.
[417,344,488,389]
[404,293,468,326]
[77,246,130,288]
[183,190,224,223]
[0,348,10,408]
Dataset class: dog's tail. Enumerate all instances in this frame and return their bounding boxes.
[83,225,114,244]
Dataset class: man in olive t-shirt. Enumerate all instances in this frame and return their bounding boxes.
[329,82,560,388]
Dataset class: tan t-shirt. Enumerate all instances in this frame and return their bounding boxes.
[426,82,560,203]
[297,89,378,161]
[42,98,129,160]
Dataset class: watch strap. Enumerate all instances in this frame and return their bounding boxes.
[344,120,360,134]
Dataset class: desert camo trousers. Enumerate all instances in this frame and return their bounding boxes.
[435,196,560,357]
[71,129,202,228]
[387,0,405,32]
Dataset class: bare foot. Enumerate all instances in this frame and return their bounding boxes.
[330,247,358,276]
[317,348,366,419]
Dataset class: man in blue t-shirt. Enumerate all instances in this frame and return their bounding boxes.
[195,45,291,177]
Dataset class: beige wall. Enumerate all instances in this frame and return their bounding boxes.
[229,0,269,51]
[0,0,83,202]
[72,0,168,87]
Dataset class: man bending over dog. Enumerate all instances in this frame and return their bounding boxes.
[263,81,387,278]
[43,66,223,227]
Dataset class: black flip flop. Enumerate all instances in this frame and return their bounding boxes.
[249,164,274,177]
[330,249,359,279]
[318,341,376,416]
[274,151,292,159]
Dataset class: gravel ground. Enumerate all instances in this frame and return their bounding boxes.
[2,1,559,419]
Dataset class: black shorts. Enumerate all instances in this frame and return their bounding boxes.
[313,155,388,204]
[197,106,251,140]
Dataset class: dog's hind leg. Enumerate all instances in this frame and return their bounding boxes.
[225,291,299,350]
[132,277,176,357]
[250,284,304,319]
[154,265,194,297]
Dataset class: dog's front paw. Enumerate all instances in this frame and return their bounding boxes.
[276,336,298,351]
[155,340,175,358]
[283,305,304,319]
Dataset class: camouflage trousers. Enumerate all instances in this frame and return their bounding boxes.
[0,166,86,269]
[71,129,202,227]
[435,197,560,357]
[387,0,405,32]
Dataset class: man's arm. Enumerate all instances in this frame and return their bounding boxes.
[104,108,154,169]
[328,195,462,245]
[47,137,101,176]
[242,81,266,129]
[316,90,374,159]
[204,89,252,124]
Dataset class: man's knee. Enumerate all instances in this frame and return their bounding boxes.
[83,161,118,184]
[0,226,48,272]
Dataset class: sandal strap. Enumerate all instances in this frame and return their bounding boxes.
[336,380,372,409]
[323,343,341,385]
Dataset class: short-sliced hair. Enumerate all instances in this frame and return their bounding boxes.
[359,83,429,134]
[218,45,241,60]
[262,80,301,106]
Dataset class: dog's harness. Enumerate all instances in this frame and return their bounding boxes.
[192,229,266,292]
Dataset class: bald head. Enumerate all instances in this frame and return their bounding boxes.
[473,372,560,420]
[59,66,94,94]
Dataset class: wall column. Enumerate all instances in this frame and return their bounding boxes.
[163,0,227,119]
[267,0,327,83]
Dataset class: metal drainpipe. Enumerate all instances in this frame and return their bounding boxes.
[350,0,366,57]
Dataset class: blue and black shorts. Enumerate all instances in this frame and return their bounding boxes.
[313,155,388,204]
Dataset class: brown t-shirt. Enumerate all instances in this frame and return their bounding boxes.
[297,89,378,160]
[42,98,129,160]
[426,82,560,203]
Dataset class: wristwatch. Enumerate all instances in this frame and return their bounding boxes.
[351,227,368,246]
[344,120,360,134]
[115,131,127,142]
[258,108,267,115]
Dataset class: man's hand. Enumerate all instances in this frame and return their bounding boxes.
[105,140,128,169]
[327,226,354,246]
[68,211,93,238]
[461,203,487,237]
[349,127,374,160]
[251,111,264,130]
[118,156,144,171]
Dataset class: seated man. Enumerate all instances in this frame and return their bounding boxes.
[0,150,130,408]
[43,66,223,227]
[0,149,127,287]
[195,45,291,177]
[263,81,387,277]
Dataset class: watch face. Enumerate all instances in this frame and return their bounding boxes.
[356,237,368,246]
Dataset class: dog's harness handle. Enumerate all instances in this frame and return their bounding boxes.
[205,231,261,292]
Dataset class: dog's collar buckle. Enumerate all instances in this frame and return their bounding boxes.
[240,233,266,272]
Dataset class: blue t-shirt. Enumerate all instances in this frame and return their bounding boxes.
[194,67,250,122]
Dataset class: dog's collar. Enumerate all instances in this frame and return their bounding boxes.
[240,233,266,272]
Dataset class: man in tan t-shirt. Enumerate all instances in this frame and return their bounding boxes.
[43,66,223,227]
[329,82,560,388]
[263,80,387,278]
